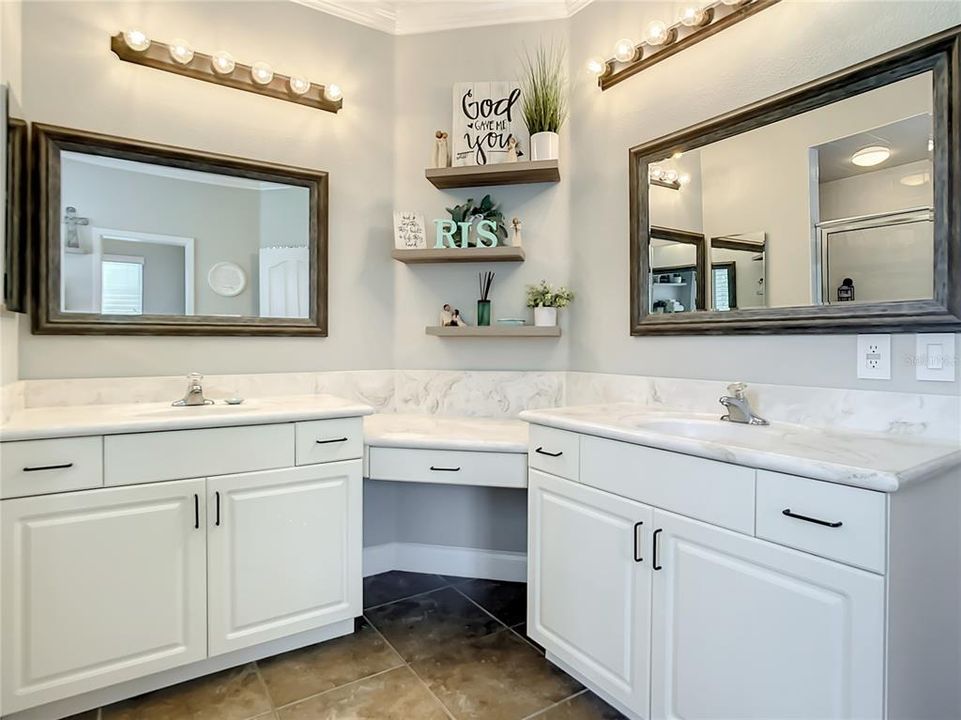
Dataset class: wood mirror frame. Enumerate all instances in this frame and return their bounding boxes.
[5,117,28,313]
[630,27,961,335]
[650,226,707,311]
[31,124,329,336]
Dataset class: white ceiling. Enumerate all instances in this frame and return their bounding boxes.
[291,0,594,35]
[816,114,933,183]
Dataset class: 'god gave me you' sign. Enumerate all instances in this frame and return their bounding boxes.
[452,81,525,166]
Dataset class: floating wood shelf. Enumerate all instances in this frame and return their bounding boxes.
[393,247,526,264]
[426,325,560,338]
[425,160,560,189]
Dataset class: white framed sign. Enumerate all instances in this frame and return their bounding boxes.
[452,81,526,167]
[393,211,427,249]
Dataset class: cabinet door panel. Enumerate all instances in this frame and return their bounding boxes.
[651,510,884,720]
[529,470,653,716]
[207,460,362,656]
[1,479,206,712]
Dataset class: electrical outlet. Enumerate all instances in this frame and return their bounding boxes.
[857,334,891,380]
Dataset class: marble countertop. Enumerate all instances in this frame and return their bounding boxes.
[0,394,374,441]
[364,413,528,453]
[520,403,961,492]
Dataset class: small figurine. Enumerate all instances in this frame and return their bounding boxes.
[511,217,522,247]
[451,308,468,326]
[440,303,454,326]
[431,131,450,169]
[837,277,855,302]
[506,136,519,163]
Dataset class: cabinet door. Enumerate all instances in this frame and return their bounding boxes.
[207,460,362,656]
[1,479,207,712]
[528,470,653,716]
[650,510,884,720]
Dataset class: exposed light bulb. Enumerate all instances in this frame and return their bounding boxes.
[613,38,638,63]
[672,151,683,159]
[678,173,691,186]
[645,20,671,46]
[851,145,891,167]
[586,57,607,76]
[251,61,274,85]
[679,5,708,27]
[288,75,311,96]
[663,169,679,183]
[721,0,749,5]
[211,51,235,75]
[168,38,194,65]
[324,83,343,102]
[123,29,151,52]
[649,165,665,181]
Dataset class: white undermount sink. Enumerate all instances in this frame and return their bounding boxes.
[628,415,765,441]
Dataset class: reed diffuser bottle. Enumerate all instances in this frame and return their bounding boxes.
[477,271,494,326]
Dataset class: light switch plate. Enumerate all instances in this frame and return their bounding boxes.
[857,334,891,380]
[915,333,957,382]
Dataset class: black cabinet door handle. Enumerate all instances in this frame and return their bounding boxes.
[23,462,74,472]
[215,491,221,527]
[430,466,461,472]
[782,509,843,528]
[652,528,663,570]
[316,437,349,445]
[633,521,644,563]
[193,494,200,530]
[535,447,563,458]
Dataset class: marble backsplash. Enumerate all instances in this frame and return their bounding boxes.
[5,370,959,444]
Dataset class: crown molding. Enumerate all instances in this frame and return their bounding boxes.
[292,0,595,35]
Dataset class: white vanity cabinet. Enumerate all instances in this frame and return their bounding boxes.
[526,427,959,720]
[207,460,362,656]
[1,479,208,711]
[0,416,365,717]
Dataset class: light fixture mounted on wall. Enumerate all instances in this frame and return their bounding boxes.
[111,31,343,113]
[588,0,780,90]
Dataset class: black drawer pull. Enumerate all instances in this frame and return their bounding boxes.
[316,437,349,445]
[215,491,221,527]
[652,528,663,570]
[430,466,461,472]
[535,447,563,458]
[194,494,200,530]
[782,509,842,528]
[633,521,644,563]
[23,462,74,472]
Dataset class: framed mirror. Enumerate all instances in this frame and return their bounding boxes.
[630,28,960,335]
[32,124,328,335]
[4,100,29,313]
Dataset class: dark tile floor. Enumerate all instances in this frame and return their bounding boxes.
[68,571,625,720]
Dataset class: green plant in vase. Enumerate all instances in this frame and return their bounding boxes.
[526,280,574,327]
[520,41,568,161]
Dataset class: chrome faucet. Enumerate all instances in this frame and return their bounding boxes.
[719,382,769,425]
[172,373,214,407]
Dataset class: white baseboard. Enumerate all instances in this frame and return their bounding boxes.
[363,542,527,582]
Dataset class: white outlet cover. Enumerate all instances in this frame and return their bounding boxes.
[915,333,957,382]
[857,334,891,380]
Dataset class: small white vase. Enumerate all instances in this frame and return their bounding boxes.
[534,307,557,327]
[530,132,559,161]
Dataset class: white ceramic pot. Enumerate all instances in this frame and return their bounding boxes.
[530,132,559,161]
[534,307,557,327]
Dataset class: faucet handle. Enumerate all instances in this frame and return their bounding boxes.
[727,382,747,398]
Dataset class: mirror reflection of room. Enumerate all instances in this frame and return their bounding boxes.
[646,71,933,312]
[59,152,311,319]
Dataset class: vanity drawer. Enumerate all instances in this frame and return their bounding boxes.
[756,470,887,573]
[528,425,579,480]
[295,418,364,466]
[104,424,294,486]
[580,436,755,534]
[368,447,527,488]
[1,437,103,499]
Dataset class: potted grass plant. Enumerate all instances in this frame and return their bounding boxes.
[520,42,568,161]
[526,280,574,327]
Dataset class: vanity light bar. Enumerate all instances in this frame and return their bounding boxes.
[110,32,343,114]
[592,0,780,91]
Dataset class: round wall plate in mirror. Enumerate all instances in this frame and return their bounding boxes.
[208,262,247,297]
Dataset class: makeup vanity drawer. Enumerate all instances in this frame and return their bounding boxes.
[528,426,580,480]
[756,470,887,573]
[104,424,294,486]
[1,436,103,499]
[295,418,364,465]
[580,435,755,534]
[368,447,527,488]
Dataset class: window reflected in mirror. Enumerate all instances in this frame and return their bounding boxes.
[645,71,934,313]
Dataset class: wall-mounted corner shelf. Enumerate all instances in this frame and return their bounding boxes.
[426,325,560,338]
[393,247,526,264]
[425,160,560,189]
